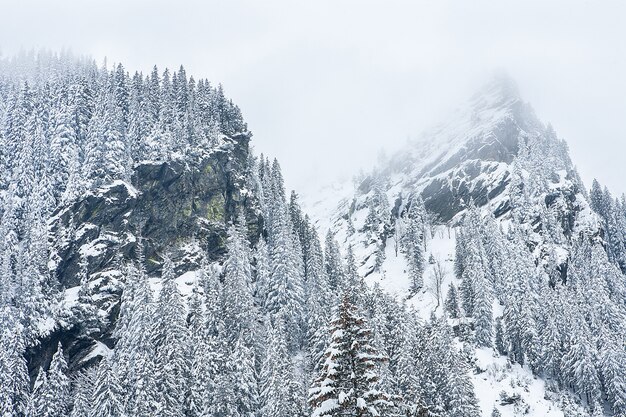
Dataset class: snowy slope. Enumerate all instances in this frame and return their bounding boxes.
[300,77,598,416]
[374,227,570,417]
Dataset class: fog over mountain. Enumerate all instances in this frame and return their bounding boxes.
[1,0,625,194]
[1,3,626,417]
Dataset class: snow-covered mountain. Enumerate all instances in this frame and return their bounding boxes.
[1,53,625,417]
[305,75,593,276]
[303,76,625,416]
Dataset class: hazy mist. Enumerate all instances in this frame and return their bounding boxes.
[2,0,625,195]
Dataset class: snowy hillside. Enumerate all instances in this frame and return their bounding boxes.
[302,77,626,416]
[1,52,625,417]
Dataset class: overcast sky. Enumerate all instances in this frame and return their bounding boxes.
[1,0,625,195]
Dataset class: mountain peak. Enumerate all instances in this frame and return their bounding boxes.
[471,72,521,110]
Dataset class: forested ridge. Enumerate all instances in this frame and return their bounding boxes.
[0,52,625,417]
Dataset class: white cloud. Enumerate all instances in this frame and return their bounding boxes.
[1,0,625,194]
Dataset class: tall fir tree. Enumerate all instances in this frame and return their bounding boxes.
[309,295,393,417]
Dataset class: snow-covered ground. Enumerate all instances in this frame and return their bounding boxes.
[300,180,570,417]
[472,348,564,417]
[359,226,566,416]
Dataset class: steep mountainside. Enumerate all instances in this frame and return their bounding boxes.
[1,53,625,417]
[38,132,260,372]
[307,76,593,277]
[303,77,626,416]
[5,54,487,417]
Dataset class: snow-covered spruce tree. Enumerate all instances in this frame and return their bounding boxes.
[254,236,271,305]
[445,282,461,319]
[153,255,189,417]
[502,247,537,367]
[342,246,367,306]
[32,342,71,417]
[232,334,259,417]
[221,214,257,344]
[185,284,210,417]
[308,294,393,417]
[392,315,429,416]
[260,319,303,417]
[419,317,481,417]
[560,316,600,404]
[324,230,344,291]
[403,196,427,294]
[537,301,562,380]
[471,259,493,348]
[125,268,160,417]
[197,263,230,416]
[589,179,626,271]
[364,174,390,273]
[303,226,334,372]
[90,356,126,417]
[454,227,467,280]
[70,368,96,417]
[599,329,626,415]
[111,263,138,392]
[459,267,475,317]
[264,186,304,349]
[0,323,30,417]
[494,318,507,356]
[30,367,47,416]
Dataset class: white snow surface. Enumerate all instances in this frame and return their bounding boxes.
[297,78,603,416]
[97,179,140,199]
[306,212,568,416]
[83,340,113,363]
[301,150,575,417]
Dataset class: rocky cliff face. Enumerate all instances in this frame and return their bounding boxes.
[31,132,260,373]
[305,76,594,277]
[383,76,544,223]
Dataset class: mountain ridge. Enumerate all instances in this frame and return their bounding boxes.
[1,53,625,417]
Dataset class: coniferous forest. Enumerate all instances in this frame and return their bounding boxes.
[1,52,626,417]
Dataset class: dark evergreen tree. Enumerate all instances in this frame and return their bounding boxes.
[445,283,461,319]
[153,255,189,417]
[0,323,30,417]
[90,356,125,417]
[309,295,393,417]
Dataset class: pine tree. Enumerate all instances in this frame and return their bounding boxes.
[309,295,393,417]
[445,283,461,319]
[70,369,96,417]
[90,356,126,417]
[153,255,188,417]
